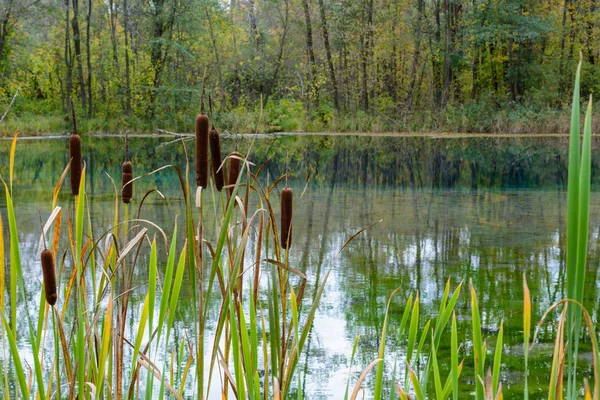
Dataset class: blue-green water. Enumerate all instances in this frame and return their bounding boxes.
[3,134,600,399]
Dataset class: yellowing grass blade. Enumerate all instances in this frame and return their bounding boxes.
[0,214,4,312]
[9,130,17,192]
[523,274,531,400]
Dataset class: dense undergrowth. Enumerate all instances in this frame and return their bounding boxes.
[0,96,596,136]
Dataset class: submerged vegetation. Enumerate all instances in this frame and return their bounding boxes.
[0,64,597,400]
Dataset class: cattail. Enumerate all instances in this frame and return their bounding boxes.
[69,99,82,196]
[280,187,293,249]
[228,152,242,197]
[209,125,224,191]
[196,114,209,188]
[122,161,133,204]
[41,249,57,306]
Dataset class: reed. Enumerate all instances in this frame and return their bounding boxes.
[40,248,57,306]
[209,124,224,191]
[228,152,241,197]
[280,187,292,249]
[69,100,82,196]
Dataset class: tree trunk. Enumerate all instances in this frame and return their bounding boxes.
[471,48,479,100]
[301,0,318,109]
[64,0,72,113]
[0,0,12,70]
[318,0,339,111]
[72,0,87,111]
[248,0,261,49]
[124,0,131,115]
[206,7,226,108]
[586,0,596,64]
[263,0,289,101]
[86,0,92,117]
[558,0,569,102]
[108,0,121,109]
[406,0,423,110]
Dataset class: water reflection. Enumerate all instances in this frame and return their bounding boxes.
[2,135,599,399]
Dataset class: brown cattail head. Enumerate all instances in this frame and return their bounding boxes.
[209,126,224,191]
[280,187,293,249]
[69,98,82,196]
[41,248,57,306]
[122,161,133,204]
[69,133,82,196]
[228,152,242,197]
[196,114,209,188]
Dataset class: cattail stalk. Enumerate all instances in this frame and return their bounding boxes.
[280,187,293,249]
[69,99,82,196]
[228,152,242,197]
[41,249,57,306]
[209,125,224,191]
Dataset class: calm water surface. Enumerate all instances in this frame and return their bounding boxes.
[4,134,600,399]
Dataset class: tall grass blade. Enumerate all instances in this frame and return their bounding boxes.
[565,57,583,399]
[374,288,400,399]
[470,280,484,400]
[523,275,531,400]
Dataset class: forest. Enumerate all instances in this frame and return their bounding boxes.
[0,0,598,134]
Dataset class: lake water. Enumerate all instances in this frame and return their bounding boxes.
[3,134,600,399]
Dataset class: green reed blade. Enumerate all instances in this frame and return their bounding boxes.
[470,280,484,400]
[408,364,425,400]
[147,238,157,381]
[343,334,360,400]
[230,298,247,400]
[283,267,332,398]
[166,245,187,345]
[416,320,431,361]
[52,309,62,400]
[374,288,400,400]
[238,301,255,400]
[1,314,27,399]
[571,94,593,398]
[129,293,149,384]
[399,294,413,339]
[3,183,19,332]
[451,312,458,400]
[388,360,397,400]
[431,331,443,400]
[492,321,503,396]
[3,180,45,400]
[565,58,582,399]
[249,289,258,375]
[95,292,113,399]
[406,292,419,366]
[156,223,177,349]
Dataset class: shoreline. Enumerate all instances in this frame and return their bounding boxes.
[0,130,588,140]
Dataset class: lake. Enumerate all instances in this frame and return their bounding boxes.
[3,134,600,399]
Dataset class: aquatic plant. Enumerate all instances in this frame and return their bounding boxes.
[69,100,82,196]
[195,97,209,188]
[122,160,133,204]
[209,124,224,191]
[280,187,293,249]
[40,248,57,306]
[228,151,241,197]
